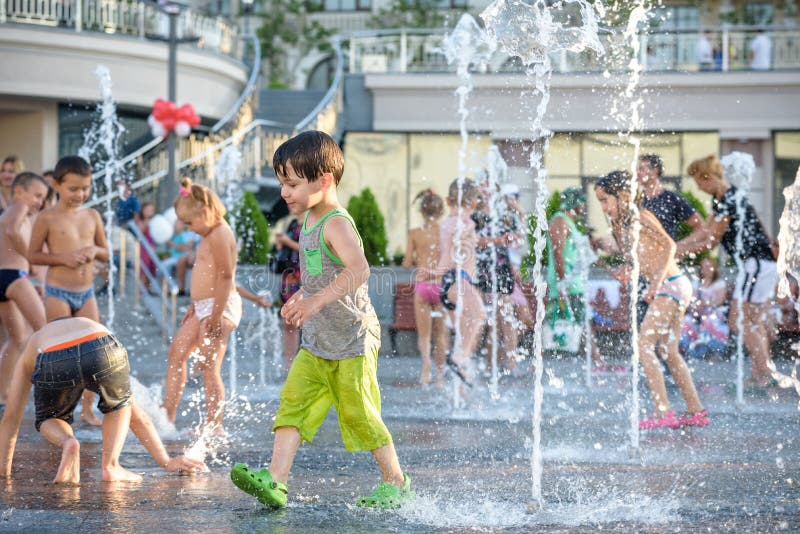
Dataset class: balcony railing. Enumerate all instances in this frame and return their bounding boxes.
[347,25,800,74]
[0,0,241,59]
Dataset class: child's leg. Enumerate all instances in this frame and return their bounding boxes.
[75,298,103,426]
[638,301,671,415]
[660,302,704,414]
[44,296,71,322]
[268,426,303,483]
[163,314,201,422]
[195,319,237,432]
[413,294,433,384]
[455,288,486,367]
[100,405,141,482]
[39,418,81,484]
[0,302,28,402]
[7,278,46,331]
[371,442,405,487]
[741,301,773,384]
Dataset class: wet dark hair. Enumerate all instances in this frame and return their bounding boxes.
[273,130,344,186]
[638,154,663,177]
[596,170,632,197]
[54,155,92,183]
[414,189,444,219]
[447,178,478,207]
[11,172,48,194]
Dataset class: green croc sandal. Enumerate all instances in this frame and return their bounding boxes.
[356,473,415,509]
[230,463,289,508]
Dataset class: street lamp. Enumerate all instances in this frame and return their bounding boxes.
[146,0,198,206]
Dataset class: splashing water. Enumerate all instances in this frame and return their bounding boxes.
[481,0,605,511]
[215,145,244,395]
[721,151,755,405]
[777,167,800,396]
[130,376,178,440]
[441,14,497,409]
[78,65,126,328]
[620,1,648,455]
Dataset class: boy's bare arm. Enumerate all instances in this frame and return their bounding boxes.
[3,204,30,259]
[206,226,236,330]
[0,337,37,477]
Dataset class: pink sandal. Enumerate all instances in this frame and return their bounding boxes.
[679,409,710,427]
[639,410,681,430]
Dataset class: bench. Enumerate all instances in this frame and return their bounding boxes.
[389,282,417,354]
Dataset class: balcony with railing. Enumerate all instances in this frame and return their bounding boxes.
[0,0,240,59]
[347,25,800,74]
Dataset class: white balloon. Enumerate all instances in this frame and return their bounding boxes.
[162,207,177,225]
[151,121,167,138]
[147,114,156,126]
[149,214,174,245]
[174,121,191,138]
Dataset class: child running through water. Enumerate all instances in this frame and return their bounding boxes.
[437,178,487,386]
[28,156,109,426]
[595,170,709,429]
[0,317,206,484]
[0,172,49,406]
[402,189,447,386]
[230,130,413,509]
[163,178,241,436]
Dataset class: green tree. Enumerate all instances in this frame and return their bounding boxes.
[368,0,449,29]
[228,191,271,264]
[677,189,710,266]
[521,190,562,280]
[255,0,333,87]
[347,188,389,266]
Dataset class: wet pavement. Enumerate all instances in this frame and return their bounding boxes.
[2,294,800,532]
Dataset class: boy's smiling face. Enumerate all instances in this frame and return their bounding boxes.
[278,161,324,215]
[55,172,92,208]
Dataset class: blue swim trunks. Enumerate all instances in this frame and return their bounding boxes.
[45,284,96,314]
[0,269,27,302]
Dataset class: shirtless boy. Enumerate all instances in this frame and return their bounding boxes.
[0,317,206,484]
[29,155,110,426]
[0,172,49,404]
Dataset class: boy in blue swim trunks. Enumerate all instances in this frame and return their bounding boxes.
[230,130,413,509]
[29,155,110,426]
[0,172,49,406]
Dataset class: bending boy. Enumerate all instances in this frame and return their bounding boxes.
[230,130,413,509]
[0,317,205,483]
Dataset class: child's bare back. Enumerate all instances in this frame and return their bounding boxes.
[406,223,440,282]
[439,214,478,278]
[632,209,680,285]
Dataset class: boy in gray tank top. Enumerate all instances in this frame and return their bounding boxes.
[230,131,414,509]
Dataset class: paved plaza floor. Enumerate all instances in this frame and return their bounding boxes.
[2,311,799,534]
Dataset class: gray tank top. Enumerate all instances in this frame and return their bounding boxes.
[299,208,380,360]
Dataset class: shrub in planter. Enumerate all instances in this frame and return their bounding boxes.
[228,190,270,264]
[347,188,389,266]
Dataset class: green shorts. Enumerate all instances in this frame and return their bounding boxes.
[273,347,393,452]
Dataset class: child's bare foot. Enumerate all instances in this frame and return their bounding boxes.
[80,409,103,427]
[102,465,143,483]
[419,364,431,386]
[53,438,80,485]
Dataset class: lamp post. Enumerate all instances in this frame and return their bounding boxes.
[146,0,198,207]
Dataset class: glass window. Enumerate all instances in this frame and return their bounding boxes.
[774,131,800,236]
[323,0,370,11]
[650,6,699,30]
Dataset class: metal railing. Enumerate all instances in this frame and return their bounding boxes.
[83,33,343,334]
[0,0,241,59]
[124,221,179,340]
[347,25,800,74]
